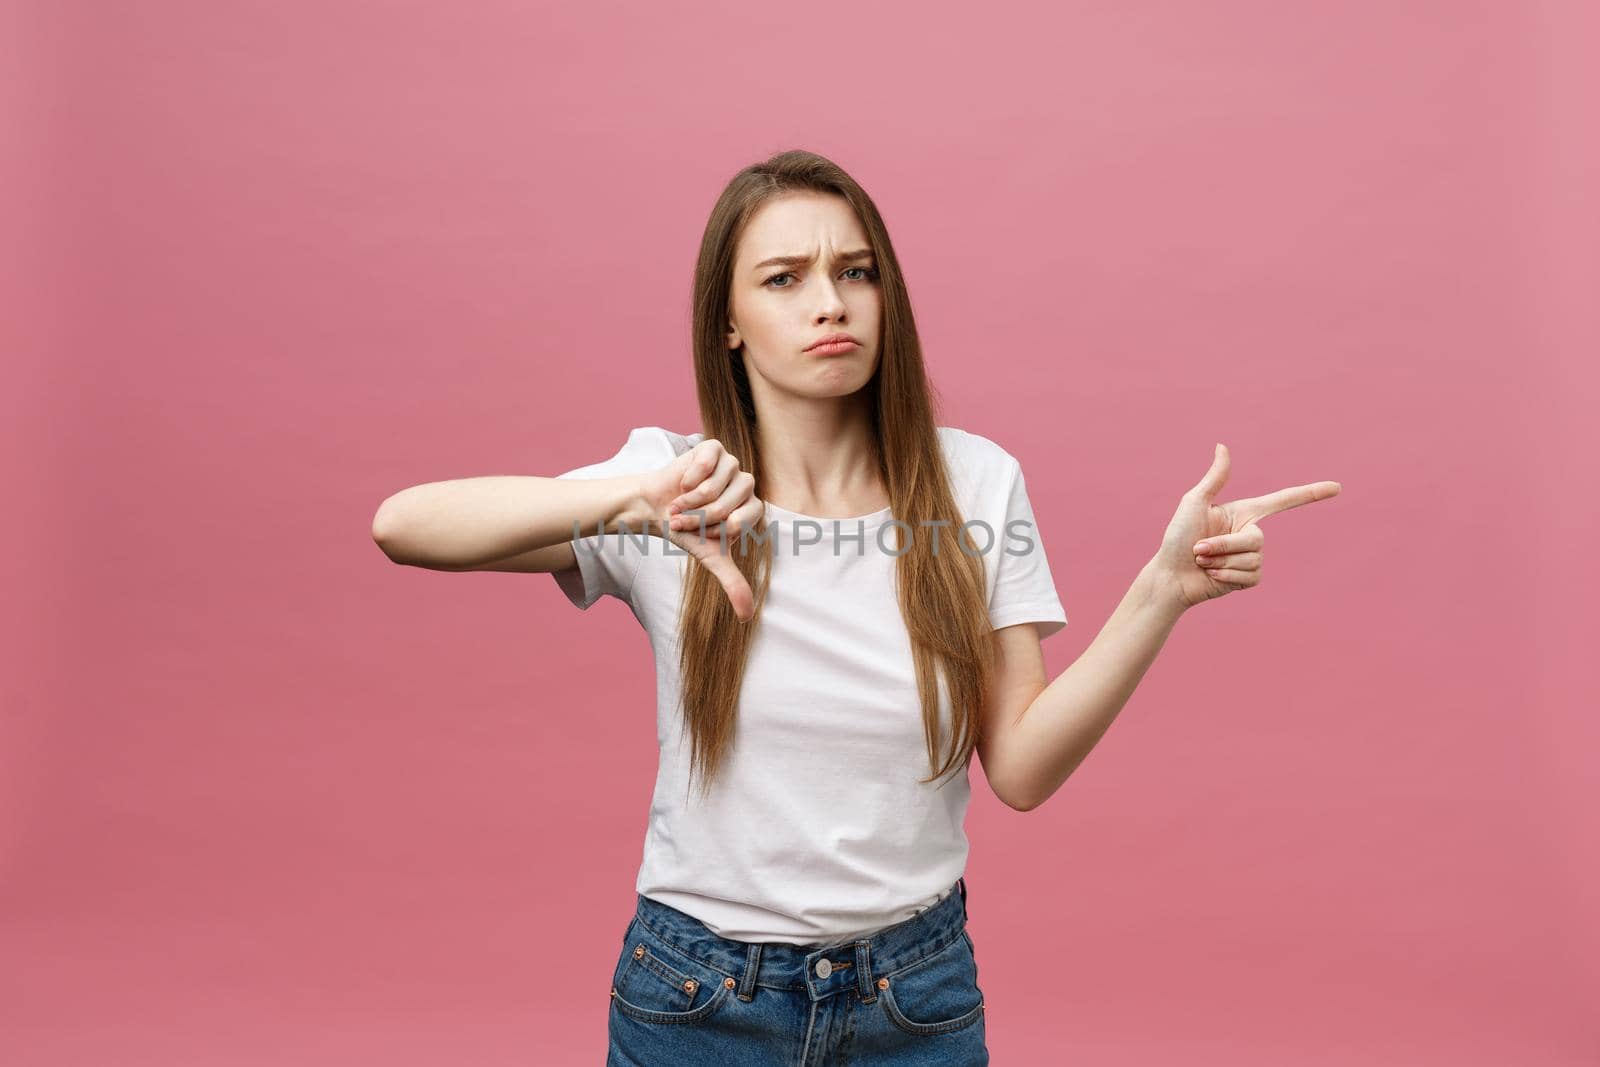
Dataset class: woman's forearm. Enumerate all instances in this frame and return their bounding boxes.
[1010,559,1188,811]
[371,473,653,569]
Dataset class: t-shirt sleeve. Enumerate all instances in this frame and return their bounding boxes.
[548,426,676,611]
[988,458,1069,640]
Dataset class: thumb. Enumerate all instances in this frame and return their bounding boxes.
[687,543,755,622]
[1189,442,1230,500]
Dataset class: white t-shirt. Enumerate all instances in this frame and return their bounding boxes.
[551,426,1068,945]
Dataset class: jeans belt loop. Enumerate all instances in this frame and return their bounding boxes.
[855,939,876,1003]
[736,942,762,1002]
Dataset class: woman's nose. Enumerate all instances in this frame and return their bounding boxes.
[813,281,846,317]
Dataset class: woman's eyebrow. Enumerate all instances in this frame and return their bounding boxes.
[751,248,875,272]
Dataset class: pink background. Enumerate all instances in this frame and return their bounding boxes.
[5,1,1595,1063]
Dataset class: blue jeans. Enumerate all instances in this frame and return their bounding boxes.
[606,877,988,1065]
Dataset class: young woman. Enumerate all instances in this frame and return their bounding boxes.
[372,149,1341,1064]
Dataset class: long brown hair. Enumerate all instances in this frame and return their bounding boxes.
[678,149,994,800]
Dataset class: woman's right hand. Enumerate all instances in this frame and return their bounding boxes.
[636,439,762,621]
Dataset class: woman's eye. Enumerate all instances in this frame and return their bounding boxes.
[763,267,879,288]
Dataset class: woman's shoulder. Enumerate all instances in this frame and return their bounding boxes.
[609,425,703,461]
[936,425,1021,475]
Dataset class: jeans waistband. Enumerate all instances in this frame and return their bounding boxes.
[630,877,970,1004]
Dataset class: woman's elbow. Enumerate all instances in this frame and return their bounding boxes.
[371,495,414,563]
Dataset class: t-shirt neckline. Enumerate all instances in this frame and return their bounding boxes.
[678,434,895,529]
[763,500,895,530]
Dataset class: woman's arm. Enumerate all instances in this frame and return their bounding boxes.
[372,436,762,618]
[371,474,654,571]
[980,443,1339,811]
[979,562,1184,812]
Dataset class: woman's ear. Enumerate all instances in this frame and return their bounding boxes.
[726,323,742,350]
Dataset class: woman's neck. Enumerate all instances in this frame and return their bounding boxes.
[754,398,886,516]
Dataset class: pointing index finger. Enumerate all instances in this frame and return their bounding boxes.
[1235,480,1342,521]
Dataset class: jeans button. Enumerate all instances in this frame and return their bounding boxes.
[815,958,832,979]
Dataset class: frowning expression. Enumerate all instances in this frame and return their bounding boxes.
[726,191,882,401]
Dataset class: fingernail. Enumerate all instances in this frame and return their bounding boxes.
[1194,543,1211,554]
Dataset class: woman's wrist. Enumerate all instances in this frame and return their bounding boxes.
[610,474,662,535]
[1136,556,1192,621]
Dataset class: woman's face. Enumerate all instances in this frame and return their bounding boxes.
[726,191,882,404]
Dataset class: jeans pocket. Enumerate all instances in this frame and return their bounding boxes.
[610,916,735,1026]
[877,929,986,1036]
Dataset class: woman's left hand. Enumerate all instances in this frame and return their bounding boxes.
[1152,443,1342,610]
